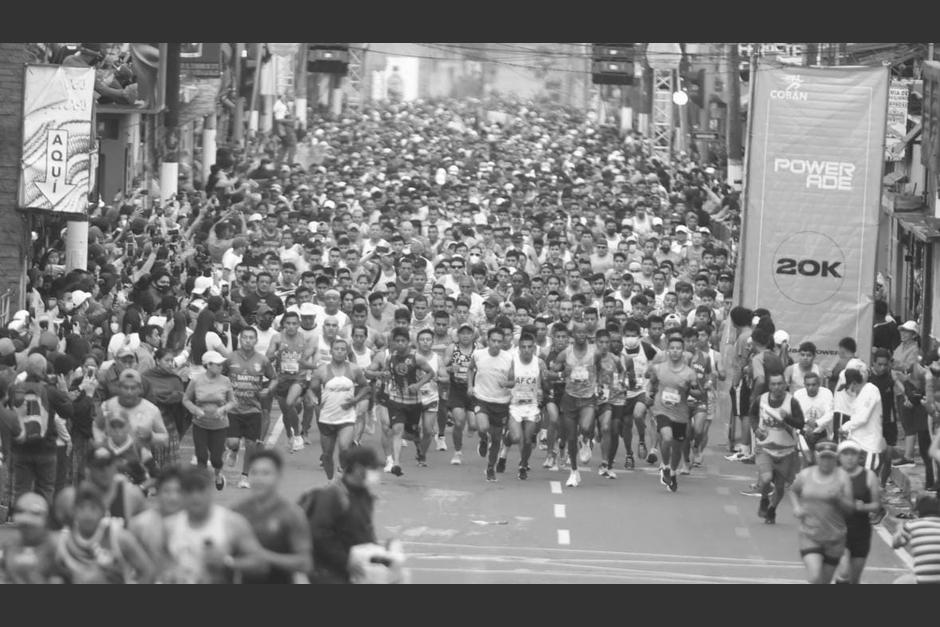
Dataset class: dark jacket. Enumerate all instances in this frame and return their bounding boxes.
[0,376,74,455]
[310,482,376,583]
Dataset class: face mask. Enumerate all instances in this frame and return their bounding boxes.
[365,469,382,489]
[623,337,641,350]
[110,322,120,334]
[469,254,481,264]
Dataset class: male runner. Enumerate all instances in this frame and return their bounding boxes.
[648,333,701,492]
[415,329,444,467]
[595,329,625,479]
[468,327,515,482]
[224,327,277,488]
[266,311,316,453]
[443,323,476,465]
[619,321,658,470]
[349,325,375,446]
[552,322,598,487]
[508,333,548,480]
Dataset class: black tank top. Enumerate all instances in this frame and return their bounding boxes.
[848,469,872,527]
[868,370,896,423]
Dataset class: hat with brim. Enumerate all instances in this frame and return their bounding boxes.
[202,350,226,365]
[837,440,861,454]
[815,441,838,457]
[899,320,919,335]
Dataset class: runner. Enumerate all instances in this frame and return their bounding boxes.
[224,327,277,489]
[414,329,443,466]
[552,322,598,487]
[833,440,881,584]
[309,338,371,480]
[469,327,515,482]
[182,351,237,490]
[618,321,658,471]
[349,325,375,447]
[443,323,477,466]
[379,327,436,477]
[508,333,548,480]
[750,372,805,524]
[266,311,316,453]
[595,329,625,479]
[647,333,701,492]
[790,441,855,584]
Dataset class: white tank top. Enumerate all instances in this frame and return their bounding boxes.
[511,354,540,406]
[319,363,357,425]
[351,345,373,369]
[165,505,232,584]
[472,348,513,404]
[419,352,439,404]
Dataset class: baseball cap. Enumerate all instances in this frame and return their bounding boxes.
[11,310,29,322]
[718,271,734,282]
[192,276,214,295]
[837,440,861,454]
[299,302,318,317]
[773,330,790,346]
[698,227,711,235]
[815,441,838,457]
[675,225,691,235]
[71,290,92,308]
[255,303,274,318]
[457,323,475,333]
[899,320,919,334]
[628,261,641,272]
[147,315,167,328]
[484,295,502,308]
[116,346,137,360]
[651,217,664,226]
[664,313,683,328]
[202,350,226,365]
[118,369,143,385]
[248,213,263,223]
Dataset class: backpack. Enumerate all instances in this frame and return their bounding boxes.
[9,380,51,444]
[298,484,350,522]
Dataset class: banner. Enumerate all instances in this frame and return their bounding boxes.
[738,64,888,369]
[18,64,96,214]
[885,80,910,161]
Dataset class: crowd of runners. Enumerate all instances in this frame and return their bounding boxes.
[1,94,939,584]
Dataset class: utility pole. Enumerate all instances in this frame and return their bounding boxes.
[726,43,743,189]
[248,44,263,137]
[161,43,181,204]
[233,43,244,147]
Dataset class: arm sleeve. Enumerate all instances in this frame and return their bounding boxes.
[786,399,805,430]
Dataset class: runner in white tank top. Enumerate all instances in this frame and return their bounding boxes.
[310,339,371,480]
[415,329,446,467]
[349,325,374,446]
[507,333,546,480]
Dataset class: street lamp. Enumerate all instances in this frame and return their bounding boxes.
[672,90,689,106]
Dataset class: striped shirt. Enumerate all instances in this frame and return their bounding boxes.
[904,517,940,584]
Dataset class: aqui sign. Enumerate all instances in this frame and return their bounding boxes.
[18,64,96,215]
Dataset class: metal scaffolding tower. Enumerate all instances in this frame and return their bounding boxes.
[346,45,366,109]
[651,69,674,161]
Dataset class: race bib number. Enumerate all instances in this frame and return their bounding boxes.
[570,366,589,383]
[598,385,610,403]
[662,387,681,407]
[282,360,299,374]
[455,365,469,381]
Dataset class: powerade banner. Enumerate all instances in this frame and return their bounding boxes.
[738,64,888,369]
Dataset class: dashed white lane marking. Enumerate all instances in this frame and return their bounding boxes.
[550,481,563,494]
[724,504,740,516]
[557,529,571,545]
[875,525,914,569]
[734,527,751,539]
[554,504,566,519]
[265,418,284,448]
[716,486,731,496]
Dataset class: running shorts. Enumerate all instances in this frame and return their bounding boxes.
[798,535,846,566]
[845,522,872,559]
[447,384,475,411]
[317,421,354,439]
[509,402,541,423]
[227,412,262,442]
[755,450,799,484]
[623,395,651,416]
[473,400,510,427]
[654,415,688,441]
[560,393,596,421]
[387,401,422,431]
[276,376,308,398]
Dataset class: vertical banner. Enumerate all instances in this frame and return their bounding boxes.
[18,64,96,214]
[739,64,889,369]
[885,80,911,161]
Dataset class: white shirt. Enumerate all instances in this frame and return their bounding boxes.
[793,387,834,434]
[841,382,886,454]
[273,99,289,122]
[221,248,243,272]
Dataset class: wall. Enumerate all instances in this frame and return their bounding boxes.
[0,43,29,313]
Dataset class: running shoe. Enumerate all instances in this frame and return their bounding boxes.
[565,470,580,487]
[478,434,489,458]
[758,495,770,519]
[894,458,916,468]
[291,436,305,453]
[301,431,311,445]
[436,436,448,451]
[496,457,507,473]
[417,456,428,468]
[604,467,617,479]
[678,462,691,476]
[549,456,560,472]
[451,451,463,465]
[693,451,705,467]
[740,455,755,465]
[660,467,670,487]
[647,448,659,465]
[538,428,548,451]
[578,437,592,465]
[190,454,198,466]
[384,456,394,473]
[543,453,554,469]
[390,465,403,477]
[598,462,609,476]
[724,451,745,462]
[518,466,528,481]
[624,455,635,470]
[401,439,409,448]
[561,456,571,471]
[740,487,763,497]
[238,475,250,489]
[215,473,226,491]
[638,442,648,461]
[486,467,497,482]
[668,473,678,493]
[225,448,238,468]
[764,506,776,525]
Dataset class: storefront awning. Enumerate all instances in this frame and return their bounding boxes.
[893,211,940,242]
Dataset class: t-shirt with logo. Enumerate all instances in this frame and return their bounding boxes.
[225,351,276,415]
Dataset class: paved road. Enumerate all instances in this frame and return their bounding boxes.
[206,416,909,584]
[1,416,910,584]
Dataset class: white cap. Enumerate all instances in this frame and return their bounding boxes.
[192,276,213,295]
[12,310,29,321]
[201,350,226,365]
[773,330,790,346]
[651,217,664,226]
[899,320,919,334]
[147,316,167,328]
[675,225,691,235]
[248,213,263,222]
[837,440,861,454]
[308,221,319,232]
[71,290,92,308]
[299,302,318,317]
